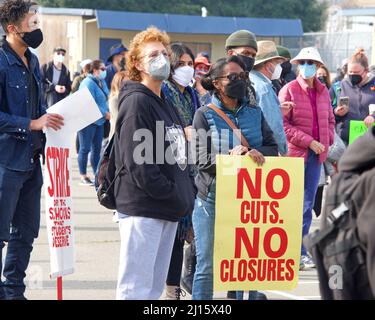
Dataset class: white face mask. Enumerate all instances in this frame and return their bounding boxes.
[271,63,283,80]
[172,65,195,87]
[54,54,65,64]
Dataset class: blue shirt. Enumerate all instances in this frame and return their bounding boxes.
[250,70,288,155]
[79,74,109,126]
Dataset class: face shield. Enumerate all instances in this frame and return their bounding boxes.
[27,5,41,31]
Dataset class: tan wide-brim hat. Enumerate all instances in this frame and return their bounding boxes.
[254,41,287,66]
[290,47,324,65]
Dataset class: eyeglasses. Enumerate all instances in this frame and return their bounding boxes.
[99,67,106,71]
[142,50,169,61]
[216,71,249,82]
[299,60,315,66]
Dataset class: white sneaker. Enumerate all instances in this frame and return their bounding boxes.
[80,177,94,186]
[301,255,316,269]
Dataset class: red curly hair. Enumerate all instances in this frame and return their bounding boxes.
[126,27,171,82]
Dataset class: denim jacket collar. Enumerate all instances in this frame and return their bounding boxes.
[1,37,38,71]
[251,70,272,84]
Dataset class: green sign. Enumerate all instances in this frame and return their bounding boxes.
[349,120,374,144]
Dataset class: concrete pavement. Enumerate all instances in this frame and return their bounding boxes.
[19,155,321,300]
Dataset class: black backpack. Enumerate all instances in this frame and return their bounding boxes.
[95,133,124,210]
[304,171,374,300]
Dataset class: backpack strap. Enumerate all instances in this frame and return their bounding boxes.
[208,104,251,149]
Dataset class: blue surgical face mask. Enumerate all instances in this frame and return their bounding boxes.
[99,70,107,80]
[299,64,317,80]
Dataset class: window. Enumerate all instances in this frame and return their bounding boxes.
[181,42,212,60]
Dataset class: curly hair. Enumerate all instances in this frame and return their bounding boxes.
[126,26,170,82]
[0,0,37,32]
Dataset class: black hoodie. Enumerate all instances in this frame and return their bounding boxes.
[338,127,375,295]
[114,81,196,222]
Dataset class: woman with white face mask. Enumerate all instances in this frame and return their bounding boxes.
[160,43,201,300]
[114,28,196,300]
[162,43,201,142]
[279,47,335,271]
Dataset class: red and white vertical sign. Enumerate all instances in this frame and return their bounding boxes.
[44,88,102,281]
[45,137,75,278]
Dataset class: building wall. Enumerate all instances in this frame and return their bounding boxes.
[38,14,85,74]
[38,14,283,73]
[85,26,279,63]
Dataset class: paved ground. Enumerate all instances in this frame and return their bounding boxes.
[16,154,321,301]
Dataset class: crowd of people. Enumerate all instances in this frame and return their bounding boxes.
[0,0,375,301]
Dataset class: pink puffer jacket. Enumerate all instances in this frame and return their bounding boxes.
[279,76,335,163]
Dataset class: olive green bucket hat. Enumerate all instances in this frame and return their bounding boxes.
[277,45,292,60]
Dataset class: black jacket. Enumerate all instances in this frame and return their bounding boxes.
[338,127,375,295]
[40,61,72,108]
[114,81,196,222]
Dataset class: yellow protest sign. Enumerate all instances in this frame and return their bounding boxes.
[214,156,304,291]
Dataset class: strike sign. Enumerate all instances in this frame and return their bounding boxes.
[214,156,304,291]
[44,88,102,280]
[45,138,75,278]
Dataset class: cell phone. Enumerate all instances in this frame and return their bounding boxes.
[339,96,350,109]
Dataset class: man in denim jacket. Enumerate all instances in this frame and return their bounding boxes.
[0,0,64,300]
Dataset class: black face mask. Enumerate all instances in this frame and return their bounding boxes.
[281,61,292,75]
[19,29,44,49]
[119,58,126,71]
[224,79,247,100]
[318,76,327,85]
[239,55,255,72]
[349,74,362,86]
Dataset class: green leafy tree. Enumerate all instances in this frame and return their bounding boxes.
[37,0,328,32]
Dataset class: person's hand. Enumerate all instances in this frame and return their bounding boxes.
[334,105,349,117]
[309,140,325,155]
[246,149,265,166]
[55,85,66,94]
[364,115,375,128]
[229,145,249,156]
[30,113,64,131]
[184,126,193,142]
[280,102,295,116]
[105,112,111,121]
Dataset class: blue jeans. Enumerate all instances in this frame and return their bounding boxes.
[301,150,322,256]
[0,161,43,300]
[78,123,104,175]
[192,194,216,300]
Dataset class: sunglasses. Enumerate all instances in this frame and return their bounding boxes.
[217,71,249,82]
[299,60,315,66]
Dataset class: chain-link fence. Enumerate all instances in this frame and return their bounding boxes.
[281,32,373,73]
